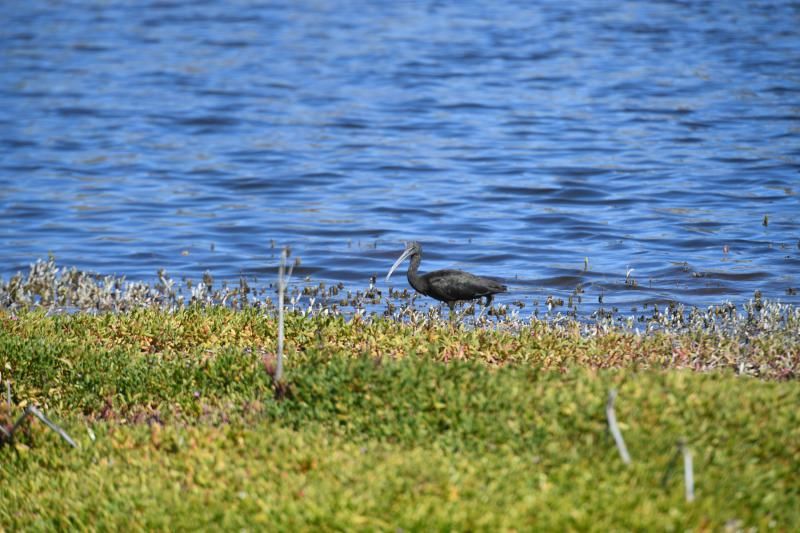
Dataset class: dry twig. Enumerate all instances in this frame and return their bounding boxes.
[1,383,77,449]
[275,246,296,384]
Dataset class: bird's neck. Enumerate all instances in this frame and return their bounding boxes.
[406,254,427,293]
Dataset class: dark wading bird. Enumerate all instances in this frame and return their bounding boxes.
[386,241,507,317]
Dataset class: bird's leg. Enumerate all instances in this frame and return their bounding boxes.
[448,301,456,321]
[477,295,494,320]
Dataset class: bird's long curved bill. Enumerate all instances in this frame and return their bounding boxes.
[386,247,414,281]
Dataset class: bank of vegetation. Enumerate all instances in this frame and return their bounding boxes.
[1,259,798,529]
[1,301,798,530]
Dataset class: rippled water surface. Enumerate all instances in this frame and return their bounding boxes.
[2,1,799,315]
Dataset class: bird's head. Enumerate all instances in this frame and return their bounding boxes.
[386,241,421,281]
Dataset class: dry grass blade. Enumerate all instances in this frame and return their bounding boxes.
[606,388,631,465]
[681,439,695,502]
[661,439,695,503]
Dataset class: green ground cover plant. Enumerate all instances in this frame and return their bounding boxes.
[1,307,798,530]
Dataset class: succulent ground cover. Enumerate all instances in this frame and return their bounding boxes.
[1,261,799,530]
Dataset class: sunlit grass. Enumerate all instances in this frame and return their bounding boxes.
[1,306,799,529]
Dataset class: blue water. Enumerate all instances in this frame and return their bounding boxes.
[1,1,799,315]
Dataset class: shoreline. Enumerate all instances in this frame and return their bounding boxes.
[3,257,799,339]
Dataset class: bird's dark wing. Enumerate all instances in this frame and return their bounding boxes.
[422,269,507,302]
